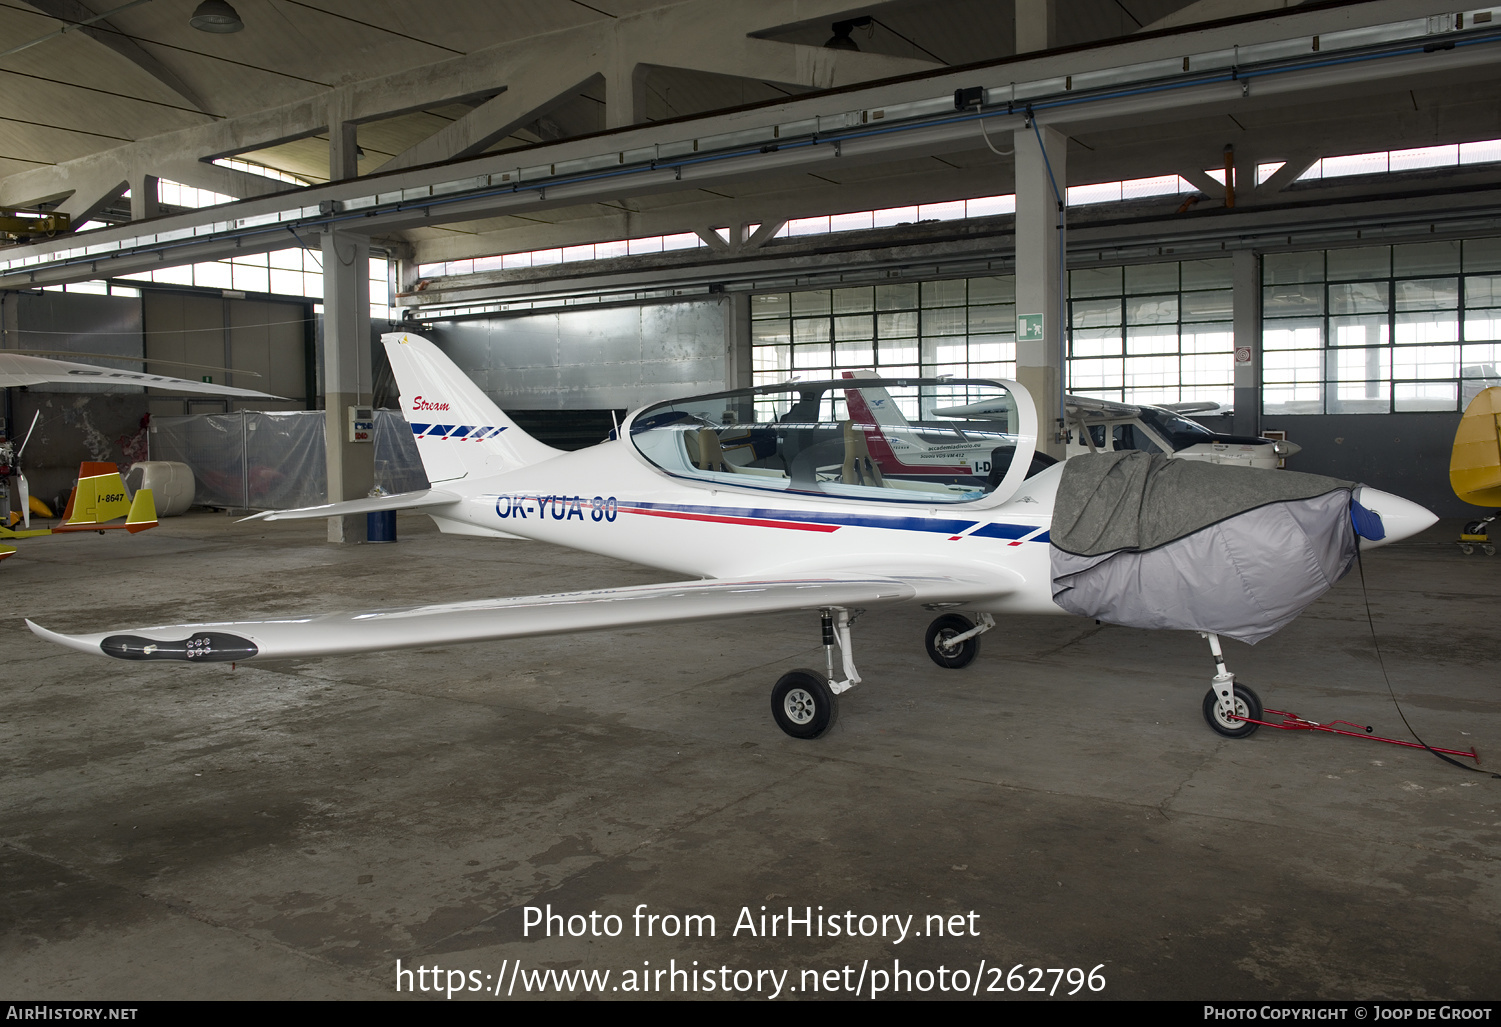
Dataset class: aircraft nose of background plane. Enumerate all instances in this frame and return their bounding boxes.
[1357,487,1439,547]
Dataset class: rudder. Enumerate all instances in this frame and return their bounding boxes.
[63,463,130,526]
[382,332,559,483]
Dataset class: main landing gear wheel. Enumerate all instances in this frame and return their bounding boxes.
[1202,683,1263,739]
[925,614,979,669]
[771,669,839,739]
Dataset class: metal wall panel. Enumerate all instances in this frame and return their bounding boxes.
[428,299,726,410]
[144,291,309,415]
[14,292,145,392]
[143,291,229,417]
[227,298,309,408]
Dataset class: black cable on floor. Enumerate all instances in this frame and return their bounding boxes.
[1356,547,1500,779]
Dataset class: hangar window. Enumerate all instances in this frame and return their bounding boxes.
[119,252,397,322]
[1262,239,1501,414]
[752,277,1016,393]
[1065,258,1234,407]
[752,259,1233,410]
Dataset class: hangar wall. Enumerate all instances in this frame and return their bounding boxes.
[2,287,314,505]
[423,297,728,410]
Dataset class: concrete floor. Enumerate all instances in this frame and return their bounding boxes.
[2,511,1498,1001]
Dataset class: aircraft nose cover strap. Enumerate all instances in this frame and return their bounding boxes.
[1349,499,1386,541]
[1048,452,1359,644]
[100,631,258,662]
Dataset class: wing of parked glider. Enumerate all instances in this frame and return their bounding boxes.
[0,352,285,399]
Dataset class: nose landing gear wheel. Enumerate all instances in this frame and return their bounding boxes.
[925,614,979,669]
[1202,683,1263,738]
[771,669,838,739]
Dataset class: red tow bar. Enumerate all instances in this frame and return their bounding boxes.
[1236,707,1481,762]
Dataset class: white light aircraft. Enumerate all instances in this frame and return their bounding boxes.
[28,333,1436,740]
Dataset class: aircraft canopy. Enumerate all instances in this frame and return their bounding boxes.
[627,377,1038,506]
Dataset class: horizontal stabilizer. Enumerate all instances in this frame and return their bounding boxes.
[28,575,925,662]
[238,489,462,522]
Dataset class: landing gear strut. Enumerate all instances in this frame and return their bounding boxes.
[1200,631,1262,738]
[1458,513,1496,556]
[770,608,860,739]
[924,612,994,669]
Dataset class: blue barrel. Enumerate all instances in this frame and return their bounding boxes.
[367,509,397,542]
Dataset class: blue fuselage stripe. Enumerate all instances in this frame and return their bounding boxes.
[626,500,1045,539]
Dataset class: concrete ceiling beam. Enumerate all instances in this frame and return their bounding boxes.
[382,70,606,173]
[33,145,288,225]
[1178,167,1226,199]
[1254,152,1322,195]
[18,0,208,113]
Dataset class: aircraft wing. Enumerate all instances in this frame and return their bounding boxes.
[0,353,284,399]
[1064,394,1141,418]
[238,489,462,521]
[25,573,985,663]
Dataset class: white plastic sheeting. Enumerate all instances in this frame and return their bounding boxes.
[373,409,430,494]
[149,409,433,509]
[150,411,327,510]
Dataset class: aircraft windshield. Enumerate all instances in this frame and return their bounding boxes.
[628,377,1036,504]
[1135,407,1217,449]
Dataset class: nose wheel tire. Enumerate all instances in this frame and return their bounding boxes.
[925,614,979,669]
[1202,683,1263,739]
[771,669,838,739]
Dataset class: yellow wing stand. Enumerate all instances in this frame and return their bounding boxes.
[1450,387,1501,555]
[0,462,157,563]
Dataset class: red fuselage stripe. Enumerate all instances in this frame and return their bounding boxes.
[620,506,840,532]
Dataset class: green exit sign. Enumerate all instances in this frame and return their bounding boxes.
[1017,313,1044,341]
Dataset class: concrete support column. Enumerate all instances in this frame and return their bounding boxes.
[1014,122,1067,458]
[605,56,648,129]
[725,292,751,391]
[128,171,160,221]
[330,96,360,181]
[1232,248,1261,438]
[1015,0,1056,53]
[322,228,373,543]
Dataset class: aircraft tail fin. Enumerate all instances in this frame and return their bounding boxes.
[382,332,561,484]
[62,463,131,526]
[125,488,158,532]
[841,370,912,431]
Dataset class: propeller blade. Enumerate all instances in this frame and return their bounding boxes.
[15,411,40,462]
[18,472,28,530]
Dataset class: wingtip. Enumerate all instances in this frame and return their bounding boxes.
[26,619,101,654]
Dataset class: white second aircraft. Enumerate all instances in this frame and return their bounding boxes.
[28,332,1436,740]
[838,370,1297,477]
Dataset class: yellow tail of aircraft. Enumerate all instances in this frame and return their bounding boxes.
[1451,387,1501,507]
[56,462,158,533]
[1451,387,1501,555]
[1,462,159,563]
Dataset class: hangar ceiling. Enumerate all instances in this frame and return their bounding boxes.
[3,0,1500,293]
[0,0,1203,187]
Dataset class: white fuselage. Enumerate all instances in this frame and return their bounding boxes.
[429,440,1065,615]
